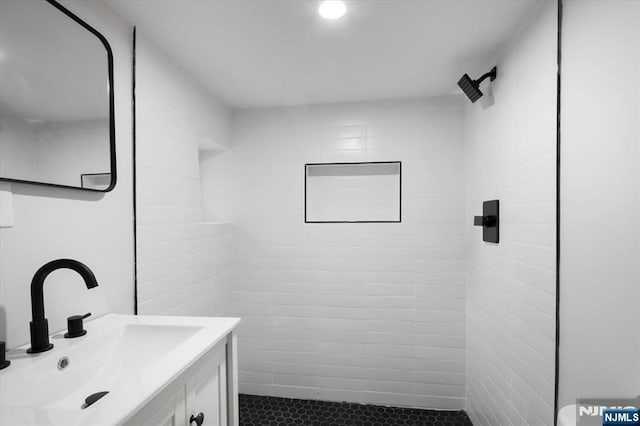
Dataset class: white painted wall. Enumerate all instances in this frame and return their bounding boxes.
[231,97,467,409]
[0,0,134,348]
[559,0,640,407]
[463,2,558,425]
[135,34,234,317]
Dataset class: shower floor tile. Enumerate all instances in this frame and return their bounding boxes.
[239,394,473,426]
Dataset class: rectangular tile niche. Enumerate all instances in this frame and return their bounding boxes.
[305,161,401,223]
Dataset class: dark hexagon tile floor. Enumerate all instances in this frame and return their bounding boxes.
[239,394,473,426]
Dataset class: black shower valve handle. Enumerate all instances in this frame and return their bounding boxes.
[474,215,497,228]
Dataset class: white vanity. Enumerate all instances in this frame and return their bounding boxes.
[0,314,240,426]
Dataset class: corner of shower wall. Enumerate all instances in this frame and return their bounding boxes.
[134,33,235,317]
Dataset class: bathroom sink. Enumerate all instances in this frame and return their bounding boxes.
[1,323,202,408]
[0,314,240,425]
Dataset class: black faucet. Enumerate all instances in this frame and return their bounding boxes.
[28,259,99,354]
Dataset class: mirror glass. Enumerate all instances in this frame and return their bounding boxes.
[0,0,115,191]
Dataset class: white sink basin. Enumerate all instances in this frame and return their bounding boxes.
[2,323,202,409]
[0,314,240,425]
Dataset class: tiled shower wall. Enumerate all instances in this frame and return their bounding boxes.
[135,35,234,316]
[231,98,468,409]
[464,2,557,425]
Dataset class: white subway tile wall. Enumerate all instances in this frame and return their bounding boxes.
[463,3,557,426]
[231,98,467,409]
[135,35,233,316]
[137,223,233,316]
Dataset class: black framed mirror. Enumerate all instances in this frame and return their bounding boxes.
[0,0,116,192]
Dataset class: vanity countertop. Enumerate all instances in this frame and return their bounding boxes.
[0,313,240,426]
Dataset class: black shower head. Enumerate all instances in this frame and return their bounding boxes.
[457,66,497,103]
[458,74,482,103]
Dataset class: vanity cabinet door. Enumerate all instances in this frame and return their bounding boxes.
[141,387,187,426]
[186,344,228,426]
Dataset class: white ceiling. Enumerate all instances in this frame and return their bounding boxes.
[107,0,539,109]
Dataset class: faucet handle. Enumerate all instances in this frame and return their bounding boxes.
[64,313,91,339]
[0,341,10,370]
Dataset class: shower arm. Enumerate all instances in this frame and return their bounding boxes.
[475,67,498,85]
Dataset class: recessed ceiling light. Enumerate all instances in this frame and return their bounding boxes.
[318,0,346,20]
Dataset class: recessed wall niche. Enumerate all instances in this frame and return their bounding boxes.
[198,137,233,223]
[304,161,401,223]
